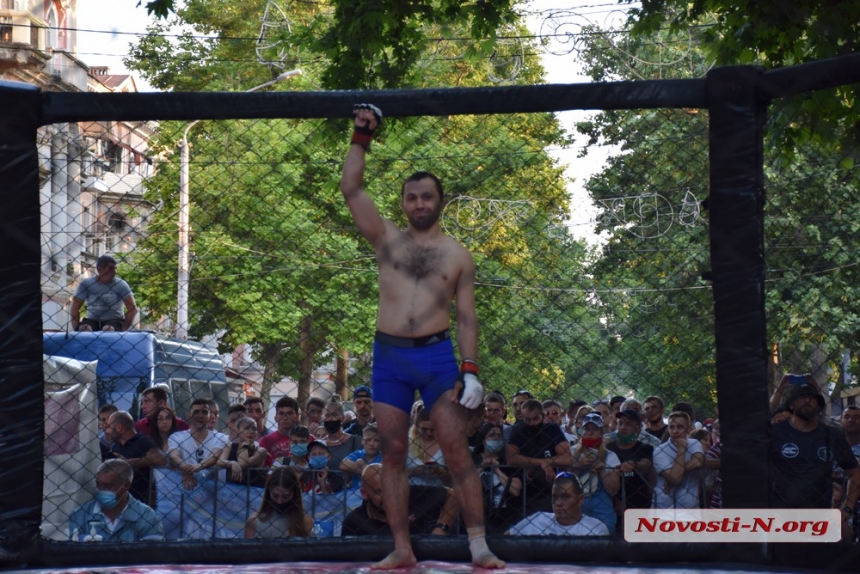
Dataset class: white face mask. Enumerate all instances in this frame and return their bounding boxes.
[485,439,504,452]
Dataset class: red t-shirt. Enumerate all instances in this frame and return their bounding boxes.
[135,415,190,436]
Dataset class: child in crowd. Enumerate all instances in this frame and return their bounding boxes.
[272,426,310,470]
[216,416,268,487]
[304,440,339,494]
[340,424,383,489]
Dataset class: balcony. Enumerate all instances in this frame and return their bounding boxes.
[0,7,48,72]
[45,49,88,91]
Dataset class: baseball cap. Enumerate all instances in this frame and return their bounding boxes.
[616,409,642,425]
[353,385,373,400]
[582,412,604,428]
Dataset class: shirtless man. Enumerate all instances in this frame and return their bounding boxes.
[340,104,504,570]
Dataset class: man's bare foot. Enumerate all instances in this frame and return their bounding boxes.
[371,550,418,570]
[473,550,506,569]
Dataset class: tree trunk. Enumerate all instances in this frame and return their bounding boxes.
[298,314,314,423]
[260,342,286,415]
[335,347,349,400]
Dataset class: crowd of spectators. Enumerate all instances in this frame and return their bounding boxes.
[74,375,860,542]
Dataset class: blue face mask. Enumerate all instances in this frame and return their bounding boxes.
[308,455,328,470]
[291,443,308,457]
[485,439,504,453]
[96,490,119,509]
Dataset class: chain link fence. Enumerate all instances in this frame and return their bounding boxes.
[19,19,858,557]
[37,92,719,542]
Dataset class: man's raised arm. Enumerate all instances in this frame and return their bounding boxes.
[340,104,387,246]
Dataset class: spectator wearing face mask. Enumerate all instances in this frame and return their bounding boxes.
[321,399,362,475]
[271,427,311,471]
[244,466,314,539]
[301,441,341,494]
[69,459,163,542]
[472,422,522,533]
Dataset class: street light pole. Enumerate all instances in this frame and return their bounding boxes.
[176,69,302,339]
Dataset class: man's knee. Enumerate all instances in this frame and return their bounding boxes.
[380,437,408,465]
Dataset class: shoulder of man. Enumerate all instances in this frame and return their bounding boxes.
[133,418,149,433]
[578,514,610,536]
[169,429,192,444]
[131,432,157,447]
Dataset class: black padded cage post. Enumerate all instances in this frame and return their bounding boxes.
[0,80,47,565]
[706,65,770,518]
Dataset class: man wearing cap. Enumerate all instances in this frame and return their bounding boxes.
[340,104,503,568]
[344,386,375,436]
[607,409,654,519]
[771,382,860,510]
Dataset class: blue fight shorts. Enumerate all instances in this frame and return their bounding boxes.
[372,330,459,414]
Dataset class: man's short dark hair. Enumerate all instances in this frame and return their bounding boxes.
[610,395,626,407]
[99,404,119,415]
[644,395,664,410]
[568,399,586,411]
[244,396,263,406]
[143,387,169,404]
[290,425,310,439]
[484,392,505,406]
[190,397,210,409]
[228,404,247,416]
[306,397,325,410]
[671,402,695,420]
[275,396,300,412]
[401,171,444,200]
[522,399,543,413]
[96,254,117,269]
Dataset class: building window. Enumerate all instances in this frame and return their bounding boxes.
[108,212,127,233]
[0,17,11,43]
[104,141,124,174]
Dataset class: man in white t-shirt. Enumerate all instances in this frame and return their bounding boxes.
[507,472,610,536]
[167,398,229,490]
[653,411,704,508]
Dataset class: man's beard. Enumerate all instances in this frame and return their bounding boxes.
[407,205,442,231]
[794,404,819,421]
[369,499,386,518]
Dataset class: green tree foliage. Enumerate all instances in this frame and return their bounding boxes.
[574,24,717,411]
[622,0,860,155]
[576,17,860,411]
[136,0,519,88]
[124,0,596,407]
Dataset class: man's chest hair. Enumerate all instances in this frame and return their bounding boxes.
[383,236,453,281]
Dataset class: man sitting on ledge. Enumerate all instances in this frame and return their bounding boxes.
[507,471,609,536]
[341,463,458,537]
[69,459,163,542]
